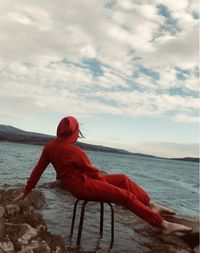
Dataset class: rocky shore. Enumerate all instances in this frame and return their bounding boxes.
[0,188,70,253]
[0,185,199,253]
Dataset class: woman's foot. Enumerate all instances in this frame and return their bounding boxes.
[159,220,192,235]
[149,202,176,215]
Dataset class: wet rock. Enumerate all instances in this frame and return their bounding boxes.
[0,235,14,253]
[17,240,51,253]
[149,244,191,253]
[17,240,39,253]
[158,234,191,251]
[0,206,5,218]
[33,240,51,253]
[164,215,199,250]
[0,188,69,253]
[18,224,37,245]
[52,246,62,253]
[181,232,199,249]
[36,224,47,234]
[18,249,34,253]
[25,191,47,209]
[0,188,47,210]
[193,245,199,253]
[0,220,5,237]
[5,204,20,217]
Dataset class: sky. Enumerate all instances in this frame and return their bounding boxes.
[0,0,199,158]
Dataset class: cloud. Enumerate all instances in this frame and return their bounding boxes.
[0,0,198,124]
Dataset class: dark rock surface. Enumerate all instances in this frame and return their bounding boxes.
[0,188,68,253]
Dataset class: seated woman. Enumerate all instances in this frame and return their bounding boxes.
[15,116,192,235]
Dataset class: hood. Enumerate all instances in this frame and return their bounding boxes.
[56,116,79,143]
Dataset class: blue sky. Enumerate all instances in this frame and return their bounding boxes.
[0,0,199,158]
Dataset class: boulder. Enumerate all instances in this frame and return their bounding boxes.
[0,206,5,218]
[0,235,14,253]
[5,204,20,217]
[193,245,199,253]
[18,224,37,245]
[0,188,69,253]
[25,191,47,209]
[0,220,5,237]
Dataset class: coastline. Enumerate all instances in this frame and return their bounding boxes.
[0,139,199,163]
[0,124,199,163]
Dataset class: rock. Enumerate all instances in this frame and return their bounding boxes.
[25,191,47,209]
[0,220,5,237]
[0,206,5,218]
[36,224,47,234]
[149,244,191,253]
[5,204,20,217]
[17,248,34,253]
[33,240,51,253]
[17,240,51,253]
[0,235,14,253]
[193,245,199,253]
[53,246,62,253]
[164,215,199,249]
[0,188,68,253]
[0,188,47,210]
[17,240,38,253]
[18,224,37,245]
[158,234,191,251]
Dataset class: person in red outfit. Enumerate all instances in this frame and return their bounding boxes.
[15,116,192,235]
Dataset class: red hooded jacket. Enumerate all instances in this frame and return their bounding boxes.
[23,116,103,196]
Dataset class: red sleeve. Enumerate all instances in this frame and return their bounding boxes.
[75,147,104,179]
[22,147,50,196]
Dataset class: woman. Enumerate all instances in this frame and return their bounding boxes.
[15,116,192,235]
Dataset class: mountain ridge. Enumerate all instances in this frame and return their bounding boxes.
[0,124,199,163]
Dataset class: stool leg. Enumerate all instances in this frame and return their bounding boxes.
[77,200,88,245]
[100,202,104,238]
[108,203,114,249]
[70,199,79,236]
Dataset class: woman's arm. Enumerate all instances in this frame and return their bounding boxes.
[14,147,50,201]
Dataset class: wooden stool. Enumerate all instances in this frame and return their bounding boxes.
[70,199,114,248]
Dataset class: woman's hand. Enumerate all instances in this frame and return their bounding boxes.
[14,192,25,202]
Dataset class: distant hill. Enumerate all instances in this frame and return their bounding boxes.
[0,124,199,163]
[0,125,133,155]
[170,157,200,163]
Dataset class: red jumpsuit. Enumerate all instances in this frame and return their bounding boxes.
[23,138,163,227]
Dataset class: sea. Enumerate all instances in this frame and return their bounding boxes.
[0,141,199,252]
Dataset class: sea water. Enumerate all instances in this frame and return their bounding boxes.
[0,141,199,252]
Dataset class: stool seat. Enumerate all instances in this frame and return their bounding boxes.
[70,199,114,249]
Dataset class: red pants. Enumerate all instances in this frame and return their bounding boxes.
[68,174,163,227]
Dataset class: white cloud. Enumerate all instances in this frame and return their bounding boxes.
[0,0,198,125]
[172,114,199,123]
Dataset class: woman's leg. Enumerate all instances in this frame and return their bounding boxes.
[70,177,192,234]
[103,174,150,205]
[76,177,163,227]
[103,174,176,215]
